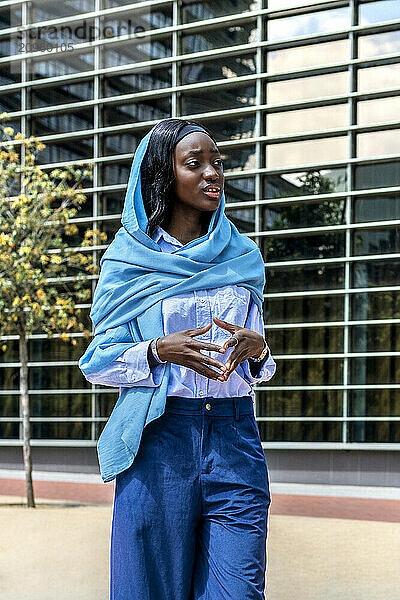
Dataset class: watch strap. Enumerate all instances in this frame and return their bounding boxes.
[250,339,269,362]
[150,337,167,364]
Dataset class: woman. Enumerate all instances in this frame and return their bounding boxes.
[79,118,276,600]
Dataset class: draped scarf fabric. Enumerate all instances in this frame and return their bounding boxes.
[79,120,266,483]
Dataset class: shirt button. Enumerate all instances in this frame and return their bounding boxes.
[205,403,212,411]
[199,391,204,396]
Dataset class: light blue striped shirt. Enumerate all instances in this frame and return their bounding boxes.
[83,225,276,401]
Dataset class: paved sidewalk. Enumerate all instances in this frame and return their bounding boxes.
[0,494,399,600]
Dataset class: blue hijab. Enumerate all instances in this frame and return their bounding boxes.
[79,119,265,483]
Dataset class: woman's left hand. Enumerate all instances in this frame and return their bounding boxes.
[212,316,265,381]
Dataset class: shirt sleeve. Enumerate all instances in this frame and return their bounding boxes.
[78,323,166,388]
[240,298,276,384]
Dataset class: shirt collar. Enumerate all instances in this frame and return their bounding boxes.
[153,225,183,247]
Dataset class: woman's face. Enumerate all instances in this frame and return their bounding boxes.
[172,132,224,214]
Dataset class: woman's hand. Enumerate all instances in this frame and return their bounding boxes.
[156,323,228,381]
[213,316,265,381]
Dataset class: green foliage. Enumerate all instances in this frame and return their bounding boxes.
[0,113,107,351]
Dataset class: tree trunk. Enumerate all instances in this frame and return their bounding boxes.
[19,333,35,508]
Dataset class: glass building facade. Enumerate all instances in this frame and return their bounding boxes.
[1,0,399,459]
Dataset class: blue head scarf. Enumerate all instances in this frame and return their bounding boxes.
[79,119,265,482]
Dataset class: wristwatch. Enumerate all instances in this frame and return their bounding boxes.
[250,339,270,363]
[150,337,167,364]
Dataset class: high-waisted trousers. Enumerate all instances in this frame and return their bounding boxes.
[110,395,271,600]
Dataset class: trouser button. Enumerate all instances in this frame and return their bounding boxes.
[205,403,212,411]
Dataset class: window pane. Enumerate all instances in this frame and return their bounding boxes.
[30,81,94,108]
[30,109,93,135]
[266,136,348,169]
[357,129,400,159]
[268,0,331,8]
[29,366,90,390]
[258,390,343,418]
[0,92,21,112]
[268,8,349,42]
[358,96,400,125]
[267,264,344,292]
[269,326,344,354]
[349,390,400,417]
[353,195,400,223]
[0,423,19,439]
[103,132,138,156]
[225,207,255,233]
[267,104,347,136]
[267,72,348,104]
[262,199,346,230]
[353,227,400,256]
[29,0,94,21]
[349,421,400,443]
[263,232,345,262]
[100,191,125,215]
[266,295,344,324]
[104,97,171,126]
[359,0,400,25]
[224,177,255,203]
[267,40,349,73]
[28,51,95,79]
[101,161,131,186]
[182,84,256,114]
[351,324,400,353]
[350,357,400,385]
[222,146,256,172]
[37,139,93,164]
[0,368,20,390]
[203,116,256,142]
[272,358,343,385]
[101,6,172,39]
[358,31,400,59]
[352,291,400,320]
[103,67,172,96]
[353,260,400,287]
[182,22,257,53]
[103,38,172,68]
[0,6,21,29]
[355,161,400,190]
[29,337,88,362]
[31,422,91,440]
[358,62,400,92]
[182,0,256,23]
[264,169,347,198]
[31,394,91,417]
[182,54,256,85]
[259,421,342,442]
[0,396,18,417]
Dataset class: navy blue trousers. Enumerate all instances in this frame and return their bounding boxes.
[110,395,271,600]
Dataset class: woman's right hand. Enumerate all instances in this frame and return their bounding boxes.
[156,323,228,381]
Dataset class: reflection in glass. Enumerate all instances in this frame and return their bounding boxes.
[104,97,170,126]
[102,161,131,186]
[30,81,94,108]
[353,196,400,223]
[358,31,400,59]
[220,146,256,172]
[267,72,348,104]
[0,92,21,112]
[266,136,347,169]
[269,326,343,354]
[353,228,400,256]
[263,232,344,262]
[182,54,256,84]
[268,8,349,42]
[224,177,255,203]
[225,207,255,233]
[351,324,400,353]
[0,396,18,417]
[263,198,346,231]
[100,219,120,242]
[268,0,330,9]
[352,291,400,321]
[353,260,400,288]
[29,366,89,390]
[29,337,88,362]
[358,96,400,125]
[103,67,172,95]
[357,129,400,159]
[266,104,347,136]
[349,390,400,417]
[101,6,172,39]
[29,0,94,21]
[258,421,341,442]
[100,192,125,216]
[264,169,347,198]
[182,22,257,52]
[359,0,400,25]
[103,37,172,68]
[182,84,256,114]
[204,117,256,141]
[355,162,400,191]
[0,6,21,28]
[258,390,342,417]
[37,139,93,164]
[0,64,22,84]
[30,109,93,135]
[349,421,400,443]
[267,40,349,73]
[267,264,344,293]
[350,357,400,385]
[270,357,343,386]
[96,393,118,418]
[0,424,19,439]
[266,295,344,324]
[103,132,138,156]
[182,0,256,24]
[31,422,91,440]
[29,51,94,79]
[31,394,91,417]
[358,62,400,92]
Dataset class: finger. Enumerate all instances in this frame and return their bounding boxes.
[187,323,212,336]
[193,352,227,372]
[191,362,225,381]
[191,340,225,353]
[225,349,247,377]
[223,336,239,351]
[212,316,237,333]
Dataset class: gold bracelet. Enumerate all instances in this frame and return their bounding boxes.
[251,340,269,362]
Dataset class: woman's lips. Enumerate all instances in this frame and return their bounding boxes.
[202,189,221,199]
